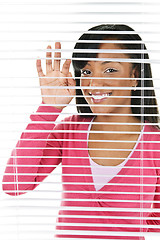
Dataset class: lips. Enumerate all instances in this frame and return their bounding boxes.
[88,91,112,103]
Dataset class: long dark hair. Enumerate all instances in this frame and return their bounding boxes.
[72,24,159,127]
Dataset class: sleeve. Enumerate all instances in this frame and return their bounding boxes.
[2,103,63,196]
[147,131,160,232]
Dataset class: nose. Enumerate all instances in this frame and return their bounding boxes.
[89,77,103,87]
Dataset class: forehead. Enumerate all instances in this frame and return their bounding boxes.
[96,42,129,62]
[99,42,121,49]
[85,42,131,69]
[81,42,131,69]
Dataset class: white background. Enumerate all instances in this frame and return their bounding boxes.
[0,0,160,239]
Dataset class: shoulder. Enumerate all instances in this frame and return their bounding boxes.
[144,124,160,137]
[55,114,93,130]
[143,124,160,147]
[144,124,160,167]
[63,114,93,130]
[64,114,92,123]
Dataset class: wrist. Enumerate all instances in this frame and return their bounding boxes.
[42,100,65,110]
[30,102,62,122]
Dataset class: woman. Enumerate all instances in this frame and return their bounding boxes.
[3,24,160,239]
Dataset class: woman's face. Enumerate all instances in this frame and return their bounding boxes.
[80,43,137,115]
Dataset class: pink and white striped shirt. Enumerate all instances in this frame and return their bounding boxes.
[3,104,160,239]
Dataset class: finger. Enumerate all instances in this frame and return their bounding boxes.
[46,45,52,74]
[61,59,71,76]
[54,42,61,71]
[36,58,45,78]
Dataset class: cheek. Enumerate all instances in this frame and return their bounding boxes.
[115,79,132,89]
[113,80,132,97]
[80,79,84,94]
[80,79,84,95]
[80,78,90,87]
[80,78,90,96]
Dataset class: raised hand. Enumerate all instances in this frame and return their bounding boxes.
[36,42,76,109]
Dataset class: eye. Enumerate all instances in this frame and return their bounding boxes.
[105,68,118,73]
[81,69,92,76]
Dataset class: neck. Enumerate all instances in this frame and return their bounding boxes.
[93,108,142,132]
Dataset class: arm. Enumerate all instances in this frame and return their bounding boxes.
[147,131,160,231]
[3,42,75,196]
[146,177,160,232]
[2,103,62,196]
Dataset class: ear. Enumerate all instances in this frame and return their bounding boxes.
[130,66,138,87]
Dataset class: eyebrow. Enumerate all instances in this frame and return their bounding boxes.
[85,61,122,66]
[101,61,122,65]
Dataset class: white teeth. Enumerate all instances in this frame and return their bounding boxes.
[92,93,111,100]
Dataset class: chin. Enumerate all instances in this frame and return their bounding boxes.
[90,106,112,115]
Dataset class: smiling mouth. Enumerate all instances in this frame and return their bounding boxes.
[88,92,112,103]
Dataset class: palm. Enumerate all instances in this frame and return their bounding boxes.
[36,42,75,109]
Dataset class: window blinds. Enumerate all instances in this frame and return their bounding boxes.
[0,0,160,240]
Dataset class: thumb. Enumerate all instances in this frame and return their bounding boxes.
[67,73,76,96]
[67,72,76,86]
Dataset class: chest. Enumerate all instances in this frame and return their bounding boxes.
[88,132,140,166]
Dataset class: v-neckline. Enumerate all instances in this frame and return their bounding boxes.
[84,117,145,192]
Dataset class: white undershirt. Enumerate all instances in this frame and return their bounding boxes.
[87,118,143,191]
